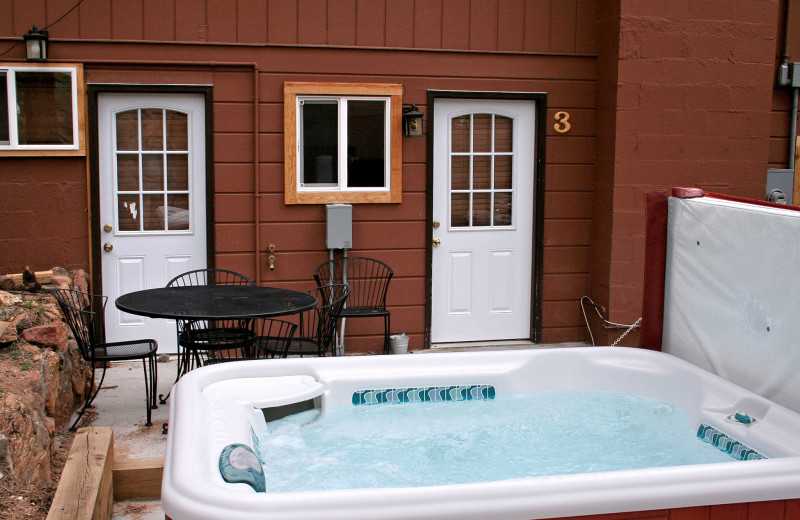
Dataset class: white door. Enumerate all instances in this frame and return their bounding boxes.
[98,93,207,353]
[431,98,535,344]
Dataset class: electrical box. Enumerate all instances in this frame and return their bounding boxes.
[766,168,794,205]
[326,204,352,249]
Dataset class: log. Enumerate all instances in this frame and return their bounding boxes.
[112,457,164,501]
[47,427,114,520]
[5,269,53,286]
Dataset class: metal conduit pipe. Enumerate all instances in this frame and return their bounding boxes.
[790,88,798,169]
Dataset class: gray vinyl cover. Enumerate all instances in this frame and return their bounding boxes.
[662,196,800,413]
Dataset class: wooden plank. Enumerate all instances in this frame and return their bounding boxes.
[112,457,164,501]
[794,136,800,206]
[47,427,114,520]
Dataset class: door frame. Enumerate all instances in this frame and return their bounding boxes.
[87,84,215,294]
[425,90,547,348]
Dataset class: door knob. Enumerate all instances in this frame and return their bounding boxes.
[432,220,440,229]
[103,224,113,233]
[432,238,441,247]
[103,242,113,252]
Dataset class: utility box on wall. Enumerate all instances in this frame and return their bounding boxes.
[326,204,352,249]
[767,169,794,205]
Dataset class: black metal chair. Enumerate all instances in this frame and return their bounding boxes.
[314,257,393,354]
[52,289,158,431]
[279,284,349,357]
[165,269,254,398]
[247,318,298,360]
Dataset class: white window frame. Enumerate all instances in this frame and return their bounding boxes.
[297,95,391,193]
[284,82,403,204]
[0,63,84,156]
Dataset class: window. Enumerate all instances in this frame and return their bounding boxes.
[0,63,84,155]
[284,82,403,204]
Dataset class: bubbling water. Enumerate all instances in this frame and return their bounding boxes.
[256,390,734,492]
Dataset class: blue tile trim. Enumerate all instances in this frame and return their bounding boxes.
[352,384,496,405]
[697,423,767,461]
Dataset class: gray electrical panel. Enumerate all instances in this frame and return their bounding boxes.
[326,204,352,249]
[766,169,794,205]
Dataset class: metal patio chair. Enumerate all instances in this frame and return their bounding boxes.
[53,289,158,431]
[314,257,393,354]
[165,268,254,398]
[280,284,349,357]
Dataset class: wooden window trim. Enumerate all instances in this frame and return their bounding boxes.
[284,82,403,204]
[0,62,85,157]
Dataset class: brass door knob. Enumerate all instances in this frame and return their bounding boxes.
[432,238,441,247]
[103,224,113,233]
[103,242,113,252]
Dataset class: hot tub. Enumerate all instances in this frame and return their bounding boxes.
[161,347,800,520]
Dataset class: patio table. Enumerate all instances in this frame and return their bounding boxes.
[116,285,317,409]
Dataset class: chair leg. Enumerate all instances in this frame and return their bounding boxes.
[141,357,154,427]
[383,314,391,355]
[70,363,107,431]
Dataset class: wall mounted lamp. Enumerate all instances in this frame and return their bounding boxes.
[402,104,424,137]
[24,26,48,62]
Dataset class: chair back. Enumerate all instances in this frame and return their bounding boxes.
[292,284,350,356]
[313,257,392,311]
[249,318,298,359]
[52,289,107,362]
[166,268,254,287]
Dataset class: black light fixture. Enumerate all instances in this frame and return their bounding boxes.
[24,26,48,62]
[402,104,424,137]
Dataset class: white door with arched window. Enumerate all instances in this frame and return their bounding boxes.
[98,93,207,352]
[431,98,535,344]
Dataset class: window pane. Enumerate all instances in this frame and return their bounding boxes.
[16,71,73,145]
[167,154,189,190]
[116,154,140,191]
[116,110,139,151]
[474,156,491,190]
[301,102,338,185]
[495,192,512,226]
[141,109,164,151]
[451,193,470,227]
[451,115,470,153]
[143,194,166,231]
[495,155,512,189]
[166,194,190,230]
[0,72,8,144]
[451,156,470,190]
[166,110,188,151]
[347,100,385,188]
[473,114,492,153]
[473,192,491,226]
[142,154,164,191]
[118,194,141,231]
[495,116,512,152]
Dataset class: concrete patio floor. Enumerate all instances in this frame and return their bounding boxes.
[86,342,586,519]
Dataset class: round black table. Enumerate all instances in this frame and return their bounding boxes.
[116,285,318,413]
[115,285,317,320]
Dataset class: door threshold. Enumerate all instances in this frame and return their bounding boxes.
[426,340,586,352]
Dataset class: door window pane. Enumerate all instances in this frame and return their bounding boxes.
[451,193,470,227]
[166,111,188,150]
[142,194,165,231]
[116,110,139,150]
[495,193,512,226]
[495,156,512,190]
[300,101,338,185]
[142,155,164,191]
[472,114,493,153]
[16,71,73,145]
[117,195,140,231]
[473,193,491,227]
[167,155,189,190]
[451,156,470,190]
[347,100,385,188]
[166,194,190,230]
[451,115,470,153]
[141,109,164,151]
[473,156,491,190]
[116,154,140,191]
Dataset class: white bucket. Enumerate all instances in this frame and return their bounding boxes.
[390,333,409,354]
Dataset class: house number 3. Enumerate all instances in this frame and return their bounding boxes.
[554,111,571,134]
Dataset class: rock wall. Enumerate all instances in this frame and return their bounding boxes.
[0,269,90,486]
